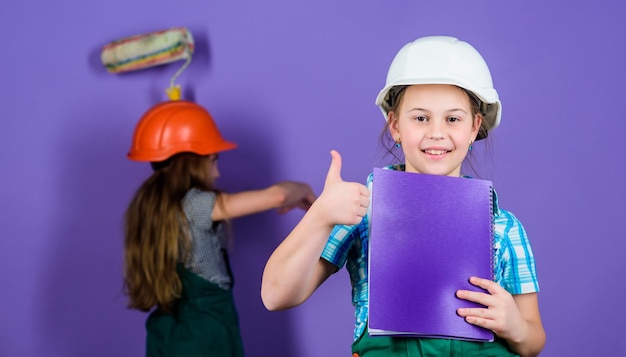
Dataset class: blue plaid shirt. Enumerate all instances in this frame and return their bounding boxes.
[321,165,540,341]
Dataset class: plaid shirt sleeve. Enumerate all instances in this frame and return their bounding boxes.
[494,208,540,294]
[321,222,361,268]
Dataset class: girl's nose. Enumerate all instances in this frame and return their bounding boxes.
[426,120,445,139]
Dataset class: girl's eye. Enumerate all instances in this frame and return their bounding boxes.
[447,116,460,123]
[414,116,428,122]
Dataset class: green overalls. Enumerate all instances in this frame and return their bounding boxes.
[352,328,519,357]
[145,265,244,357]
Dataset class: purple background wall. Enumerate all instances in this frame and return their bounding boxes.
[2,1,624,356]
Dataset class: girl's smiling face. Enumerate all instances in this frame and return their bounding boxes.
[389,84,482,177]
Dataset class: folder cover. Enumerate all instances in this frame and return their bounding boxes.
[368,168,494,342]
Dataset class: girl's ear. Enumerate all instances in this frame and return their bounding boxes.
[471,114,483,141]
[388,112,400,137]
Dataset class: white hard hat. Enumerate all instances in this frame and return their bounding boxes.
[375,36,501,139]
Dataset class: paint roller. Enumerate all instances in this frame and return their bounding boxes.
[101,27,194,100]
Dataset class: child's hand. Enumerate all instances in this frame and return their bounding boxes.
[312,150,370,226]
[274,182,317,213]
[456,277,527,343]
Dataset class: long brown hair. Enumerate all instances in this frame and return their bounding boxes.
[123,153,217,312]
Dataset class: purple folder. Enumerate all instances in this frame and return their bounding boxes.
[368,168,494,342]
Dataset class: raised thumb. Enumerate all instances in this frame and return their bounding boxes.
[324,150,343,185]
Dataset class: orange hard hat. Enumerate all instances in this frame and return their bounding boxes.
[128,100,237,162]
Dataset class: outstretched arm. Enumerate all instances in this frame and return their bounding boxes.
[261,150,370,310]
[456,277,546,357]
[212,181,316,221]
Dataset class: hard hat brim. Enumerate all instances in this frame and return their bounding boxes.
[128,140,237,162]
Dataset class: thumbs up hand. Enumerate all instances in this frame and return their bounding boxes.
[314,150,370,226]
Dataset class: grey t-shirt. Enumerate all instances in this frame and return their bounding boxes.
[181,188,232,290]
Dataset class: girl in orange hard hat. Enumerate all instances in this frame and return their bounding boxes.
[124,100,316,357]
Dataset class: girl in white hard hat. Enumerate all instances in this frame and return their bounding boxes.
[261,36,545,356]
